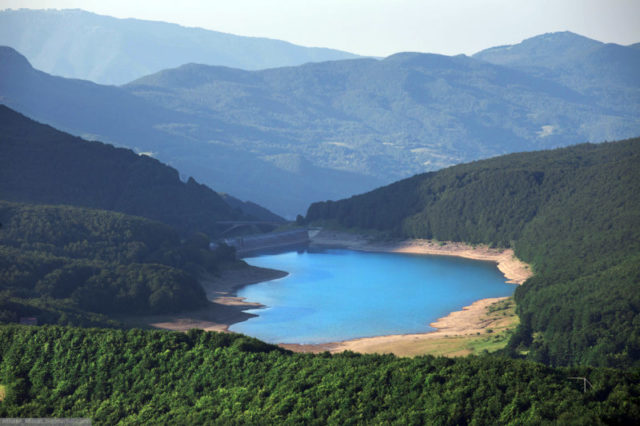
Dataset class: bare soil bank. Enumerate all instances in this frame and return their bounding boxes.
[310,230,532,285]
[127,264,287,332]
[136,230,532,358]
[280,297,517,356]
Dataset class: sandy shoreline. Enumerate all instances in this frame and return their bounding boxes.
[137,230,533,357]
[126,264,287,333]
[310,230,532,285]
[280,296,514,355]
[280,231,532,355]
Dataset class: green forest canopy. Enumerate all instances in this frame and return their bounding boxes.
[1,110,639,421]
[1,325,638,424]
[0,201,236,326]
[306,137,640,368]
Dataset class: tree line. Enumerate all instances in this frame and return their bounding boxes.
[306,137,640,368]
[0,201,236,325]
[1,325,638,424]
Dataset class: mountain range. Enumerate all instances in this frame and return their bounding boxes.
[0,46,385,217]
[0,8,359,85]
[1,9,640,422]
[1,15,639,217]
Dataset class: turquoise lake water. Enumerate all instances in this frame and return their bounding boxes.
[229,248,516,344]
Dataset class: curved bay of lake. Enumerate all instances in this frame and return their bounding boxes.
[229,248,515,344]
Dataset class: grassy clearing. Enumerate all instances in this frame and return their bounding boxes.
[357,298,520,358]
[0,384,5,402]
[423,298,519,357]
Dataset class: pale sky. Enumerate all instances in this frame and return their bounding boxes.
[1,0,639,56]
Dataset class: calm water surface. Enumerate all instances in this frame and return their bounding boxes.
[229,248,515,344]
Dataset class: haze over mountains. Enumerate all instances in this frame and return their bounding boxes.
[1,11,639,217]
[2,8,640,422]
[0,8,360,85]
[0,105,283,236]
[474,31,640,113]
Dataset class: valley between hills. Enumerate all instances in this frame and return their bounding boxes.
[120,232,531,357]
[1,7,639,424]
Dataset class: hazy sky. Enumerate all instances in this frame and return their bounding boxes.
[1,0,639,56]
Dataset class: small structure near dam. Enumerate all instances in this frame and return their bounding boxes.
[222,229,309,255]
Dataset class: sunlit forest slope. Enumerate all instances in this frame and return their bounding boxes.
[1,326,639,423]
[306,138,640,368]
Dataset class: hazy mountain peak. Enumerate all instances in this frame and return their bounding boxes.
[0,8,360,85]
[382,52,478,73]
[385,51,450,62]
[473,30,640,93]
[127,63,257,89]
[474,31,603,67]
[524,30,601,45]
[0,45,33,71]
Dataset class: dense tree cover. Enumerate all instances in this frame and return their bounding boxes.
[306,138,640,368]
[0,201,236,324]
[0,105,282,237]
[1,325,638,424]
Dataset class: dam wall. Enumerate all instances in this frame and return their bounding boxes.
[222,229,309,255]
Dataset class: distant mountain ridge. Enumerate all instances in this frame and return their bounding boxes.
[0,46,386,217]
[122,38,639,208]
[474,32,604,68]
[0,8,360,85]
[0,105,283,236]
[1,30,639,216]
[474,31,640,112]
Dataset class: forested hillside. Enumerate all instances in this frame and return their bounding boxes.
[0,106,282,236]
[0,201,235,326]
[306,138,640,368]
[1,326,638,423]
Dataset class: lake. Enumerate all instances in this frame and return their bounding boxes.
[229,248,516,344]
